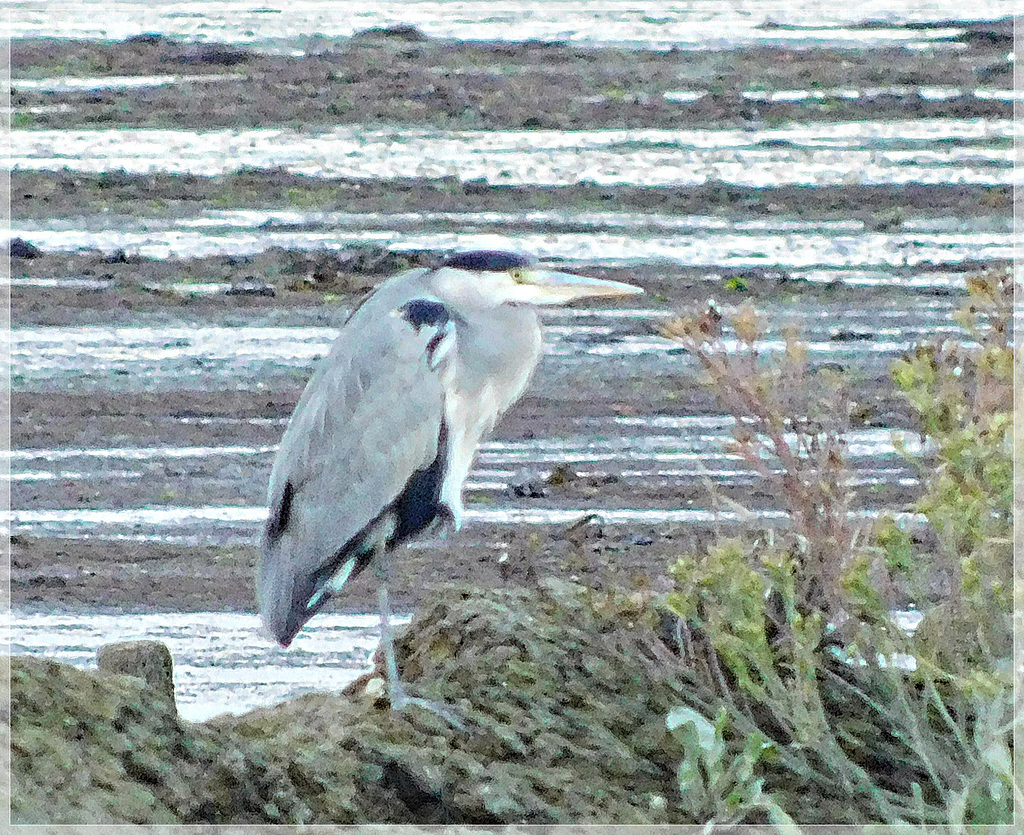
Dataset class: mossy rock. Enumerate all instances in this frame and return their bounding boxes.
[9,581,685,824]
[217,579,685,824]
[9,656,316,824]
[10,579,978,824]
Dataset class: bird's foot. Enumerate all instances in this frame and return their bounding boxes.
[389,684,469,732]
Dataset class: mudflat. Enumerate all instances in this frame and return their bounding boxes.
[9,23,1011,615]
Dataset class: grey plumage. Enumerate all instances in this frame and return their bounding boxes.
[257,250,641,716]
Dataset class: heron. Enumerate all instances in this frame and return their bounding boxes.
[258,249,642,720]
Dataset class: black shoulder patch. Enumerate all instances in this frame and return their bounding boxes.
[440,250,532,272]
[398,298,451,329]
[266,480,294,543]
[392,421,449,542]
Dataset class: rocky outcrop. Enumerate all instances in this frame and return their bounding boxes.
[9,580,688,824]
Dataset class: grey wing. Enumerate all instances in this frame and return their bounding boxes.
[258,308,447,644]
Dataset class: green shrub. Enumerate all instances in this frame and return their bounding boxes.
[656,270,1015,826]
[888,270,1013,677]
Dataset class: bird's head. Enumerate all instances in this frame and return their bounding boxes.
[434,250,643,307]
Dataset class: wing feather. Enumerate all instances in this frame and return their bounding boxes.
[259,300,447,643]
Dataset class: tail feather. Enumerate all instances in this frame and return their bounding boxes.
[258,531,376,647]
[305,553,360,612]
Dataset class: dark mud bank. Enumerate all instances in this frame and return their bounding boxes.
[10,24,1014,131]
[12,170,1013,223]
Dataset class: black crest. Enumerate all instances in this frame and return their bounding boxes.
[398,299,451,330]
[440,250,532,272]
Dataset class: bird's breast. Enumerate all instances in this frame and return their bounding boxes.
[436,306,542,522]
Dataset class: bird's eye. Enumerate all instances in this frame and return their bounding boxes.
[510,268,527,283]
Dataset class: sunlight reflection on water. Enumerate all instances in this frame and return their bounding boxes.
[10,120,1015,187]
[5,0,1012,52]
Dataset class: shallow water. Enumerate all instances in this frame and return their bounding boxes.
[5,276,114,289]
[667,87,1024,103]
[10,74,238,92]
[7,290,950,547]
[7,425,926,471]
[7,505,926,548]
[9,120,1015,187]
[7,416,929,545]
[10,210,1012,266]
[10,303,965,391]
[4,0,1012,53]
[4,608,405,722]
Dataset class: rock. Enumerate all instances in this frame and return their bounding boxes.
[462,178,490,195]
[956,18,1013,47]
[507,467,547,498]
[178,44,251,65]
[545,462,579,486]
[828,329,873,342]
[26,574,67,588]
[286,246,428,294]
[870,208,904,232]
[335,244,417,276]
[563,512,604,540]
[10,584,687,824]
[104,248,132,264]
[351,24,430,43]
[125,33,166,46]
[8,237,42,258]
[9,656,315,824]
[96,640,177,715]
[226,277,276,297]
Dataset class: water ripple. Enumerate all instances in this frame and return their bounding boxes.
[10,121,1014,186]
[4,0,1012,52]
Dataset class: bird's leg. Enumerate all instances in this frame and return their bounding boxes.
[374,549,467,731]
[375,570,402,699]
